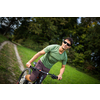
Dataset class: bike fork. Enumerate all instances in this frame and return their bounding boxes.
[38,75,44,84]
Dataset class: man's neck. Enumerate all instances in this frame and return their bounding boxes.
[59,46,65,54]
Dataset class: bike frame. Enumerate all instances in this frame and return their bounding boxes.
[30,65,53,84]
[17,62,58,84]
[33,74,44,84]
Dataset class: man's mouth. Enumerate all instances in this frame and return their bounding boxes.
[62,46,66,50]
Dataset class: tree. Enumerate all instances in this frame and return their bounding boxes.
[13,17,31,41]
[0,17,26,35]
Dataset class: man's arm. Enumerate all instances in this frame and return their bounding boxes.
[58,65,65,80]
[26,49,46,68]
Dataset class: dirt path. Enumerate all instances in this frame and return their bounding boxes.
[13,44,25,71]
[0,41,25,71]
[0,41,10,50]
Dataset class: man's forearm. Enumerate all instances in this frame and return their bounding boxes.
[26,50,46,68]
[28,53,41,63]
[28,50,46,64]
[58,65,65,80]
[59,67,65,76]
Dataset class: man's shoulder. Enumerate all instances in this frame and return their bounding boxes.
[47,44,60,48]
[44,44,60,52]
[49,44,60,46]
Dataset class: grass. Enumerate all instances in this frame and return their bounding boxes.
[0,34,8,43]
[17,45,42,67]
[17,45,100,84]
[0,41,22,84]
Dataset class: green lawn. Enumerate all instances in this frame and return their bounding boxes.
[17,45,100,84]
[0,34,8,43]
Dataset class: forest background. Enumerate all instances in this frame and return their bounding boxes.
[0,17,100,80]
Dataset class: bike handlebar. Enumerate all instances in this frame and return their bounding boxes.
[30,65,58,79]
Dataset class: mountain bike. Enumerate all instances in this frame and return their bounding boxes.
[17,62,58,84]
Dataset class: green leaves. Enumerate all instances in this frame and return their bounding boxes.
[81,34,86,39]
[75,44,84,52]
[73,53,85,65]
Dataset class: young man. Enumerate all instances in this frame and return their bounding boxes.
[26,37,73,82]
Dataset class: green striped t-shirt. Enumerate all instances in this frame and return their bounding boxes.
[40,44,67,69]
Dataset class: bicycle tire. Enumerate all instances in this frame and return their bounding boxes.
[17,68,31,84]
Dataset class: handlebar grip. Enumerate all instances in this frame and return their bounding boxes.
[51,74,58,79]
[30,65,33,69]
[30,65,32,68]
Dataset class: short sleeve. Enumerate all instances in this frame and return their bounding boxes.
[62,59,67,65]
[43,45,56,53]
[62,54,67,65]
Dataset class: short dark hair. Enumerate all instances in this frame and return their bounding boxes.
[64,37,73,46]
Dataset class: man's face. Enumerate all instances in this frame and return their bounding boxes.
[61,39,71,50]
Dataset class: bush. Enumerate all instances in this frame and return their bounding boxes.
[17,39,23,44]
[18,37,49,51]
[42,42,49,49]
[66,48,85,70]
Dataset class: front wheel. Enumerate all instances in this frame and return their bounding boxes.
[17,68,31,84]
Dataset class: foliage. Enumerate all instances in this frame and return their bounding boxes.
[13,17,77,44]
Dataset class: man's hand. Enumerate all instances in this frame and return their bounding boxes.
[57,74,62,80]
[26,62,31,68]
